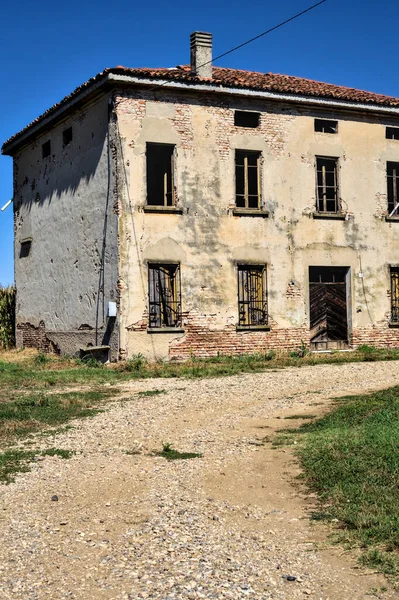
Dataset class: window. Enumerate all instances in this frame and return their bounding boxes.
[63,127,73,147]
[146,143,175,206]
[386,127,399,140]
[237,265,268,327]
[391,267,399,323]
[316,157,339,213]
[148,264,181,328]
[234,111,260,128]
[314,119,338,134]
[235,150,261,209]
[42,141,51,159]
[387,162,399,216]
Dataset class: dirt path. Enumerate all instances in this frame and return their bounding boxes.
[0,361,398,599]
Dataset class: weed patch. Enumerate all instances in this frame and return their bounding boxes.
[0,447,74,483]
[154,442,202,461]
[137,389,166,398]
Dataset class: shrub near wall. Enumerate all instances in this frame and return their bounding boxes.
[0,285,16,349]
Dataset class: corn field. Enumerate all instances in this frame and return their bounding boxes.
[0,285,16,349]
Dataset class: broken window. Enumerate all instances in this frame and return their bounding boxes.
[386,127,399,140]
[234,111,260,128]
[387,162,399,216]
[148,264,181,328]
[235,150,261,209]
[42,141,51,159]
[238,265,268,327]
[314,119,338,134]
[316,157,339,213]
[391,267,399,323]
[146,143,175,206]
[63,127,73,147]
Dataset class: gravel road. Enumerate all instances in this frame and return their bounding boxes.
[1,360,398,600]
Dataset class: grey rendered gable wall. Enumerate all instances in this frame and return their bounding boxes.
[14,95,119,358]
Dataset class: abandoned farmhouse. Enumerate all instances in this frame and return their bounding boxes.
[2,32,399,361]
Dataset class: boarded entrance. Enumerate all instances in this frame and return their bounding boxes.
[309,266,349,351]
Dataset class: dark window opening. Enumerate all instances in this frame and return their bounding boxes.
[42,141,51,159]
[146,143,175,206]
[234,111,260,128]
[238,265,268,327]
[148,264,181,328]
[19,240,32,258]
[309,266,347,284]
[235,150,261,209]
[386,127,399,140]
[387,162,399,216]
[314,119,338,134]
[316,156,339,213]
[63,127,73,147]
[391,267,399,323]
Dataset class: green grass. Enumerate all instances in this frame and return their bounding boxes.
[0,447,74,483]
[0,388,119,442]
[136,389,166,397]
[289,386,399,577]
[154,442,202,461]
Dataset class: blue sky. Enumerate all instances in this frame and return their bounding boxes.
[1,0,398,285]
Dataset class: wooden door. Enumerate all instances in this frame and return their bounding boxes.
[309,267,349,349]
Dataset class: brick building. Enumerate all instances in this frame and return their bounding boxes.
[2,32,399,360]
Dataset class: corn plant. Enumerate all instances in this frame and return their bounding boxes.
[0,285,16,349]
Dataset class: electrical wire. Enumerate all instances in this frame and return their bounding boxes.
[146,0,328,93]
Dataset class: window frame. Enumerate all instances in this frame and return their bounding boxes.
[234,111,260,128]
[387,162,399,217]
[148,263,182,329]
[314,119,338,134]
[146,143,176,208]
[235,150,262,210]
[315,156,340,214]
[386,127,399,140]
[237,264,269,329]
[390,267,399,324]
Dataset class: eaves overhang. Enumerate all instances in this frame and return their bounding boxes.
[3,70,399,156]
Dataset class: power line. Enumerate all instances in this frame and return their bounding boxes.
[210,0,327,66]
[146,0,328,93]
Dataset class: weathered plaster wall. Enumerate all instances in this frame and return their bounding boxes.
[114,90,399,360]
[13,96,119,358]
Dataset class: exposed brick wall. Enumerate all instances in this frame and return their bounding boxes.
[16,321,59,354]
[168,312,309,360]
[352,319,399,348]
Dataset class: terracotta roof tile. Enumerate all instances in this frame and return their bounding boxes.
[3,65,399,153]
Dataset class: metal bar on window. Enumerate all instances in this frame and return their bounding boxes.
[391,269,399,323]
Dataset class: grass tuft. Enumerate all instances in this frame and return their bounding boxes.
[285,385,399,576]
[154,442,202,461]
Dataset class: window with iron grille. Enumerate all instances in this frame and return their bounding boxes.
[238,265,268,327]
[148,264,181,328]
[387,162,399,216]
[235,150,261,209]
[316,156,339,213]
[391,267,399,323]
[146,143,175,206]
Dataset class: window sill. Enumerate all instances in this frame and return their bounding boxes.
[385,216,399,222]
[312,212,347,220]
[143,206,183,214]
[388,321,399,328]
[236,325,271,331]
[232,208,269,218]
[147,327,185,334]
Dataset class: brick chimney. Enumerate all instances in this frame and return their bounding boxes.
[190,31,212,79]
